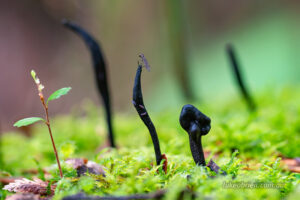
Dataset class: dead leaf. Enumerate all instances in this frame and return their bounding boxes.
[86,161,106,176]
[6,194,40,200]
[288,166,300,173]
[65,158,106,177]
[0,177,20,185]
[65,158,85,169]
[3,178,55,195]
[281,158,300,173]
[282,158,298,166]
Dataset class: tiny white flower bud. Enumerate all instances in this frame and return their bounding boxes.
[35,78,40,84]
[38,84,44,91]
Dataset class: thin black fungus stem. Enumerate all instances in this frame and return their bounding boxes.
[62,19,115,148]
[132,56,162,166]
[179,104,211,166]
[226,44,256,111]
[189,135,205,166]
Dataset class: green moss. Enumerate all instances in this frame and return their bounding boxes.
[1,87,299,199]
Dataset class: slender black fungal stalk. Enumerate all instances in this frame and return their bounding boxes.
[226,44,256,111]
[179,104,211,166]
[132,54,162,166]
[62,19,115,148]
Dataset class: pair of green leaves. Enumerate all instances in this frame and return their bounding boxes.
[13,87,71,128]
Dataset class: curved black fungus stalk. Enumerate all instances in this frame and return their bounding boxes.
[62,19,115,148]
[226,44,256,111]
[179,104,211,166]
[132,55,162,166]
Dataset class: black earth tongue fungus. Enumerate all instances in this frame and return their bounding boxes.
[179,104,211,166]
[226,44,256,111]
[179,105,226,175]
[132,54,165,168]
[62,19,115,148]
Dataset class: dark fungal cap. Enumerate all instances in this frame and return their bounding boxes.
[179,104,211,136]
[179,104,211,166]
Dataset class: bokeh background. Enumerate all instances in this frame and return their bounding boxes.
[1,0,300,132]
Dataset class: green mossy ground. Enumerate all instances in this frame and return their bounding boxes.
[0,87,299,199]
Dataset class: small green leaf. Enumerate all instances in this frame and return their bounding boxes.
[31,70,36,81]
[14,117,44,127]
[47,87,71,105]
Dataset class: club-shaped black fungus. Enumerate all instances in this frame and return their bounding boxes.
[62,19,115,148]
[132,55,162,166]
[179,104,211,166]
[226,44,256,111]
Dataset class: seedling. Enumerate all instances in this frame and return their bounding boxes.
[62,19,115,148]
[132,54,164,166]
[179,104,211,166]
[226,44,256,111]
[14,70,71,178]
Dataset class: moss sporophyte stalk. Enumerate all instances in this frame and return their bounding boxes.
[13,70,71,178]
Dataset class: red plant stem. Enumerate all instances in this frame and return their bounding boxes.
[41,98,63,178]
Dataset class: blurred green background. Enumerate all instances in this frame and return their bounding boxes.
[0,0,300,131]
